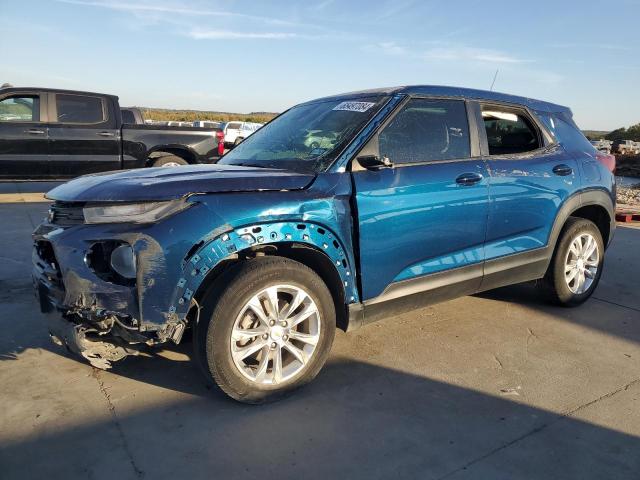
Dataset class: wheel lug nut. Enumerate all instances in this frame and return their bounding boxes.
[271,342,277,349]
[269,320,276,326]
[262,334,268,340]
[281,321,288,327]
[283,334,288,341]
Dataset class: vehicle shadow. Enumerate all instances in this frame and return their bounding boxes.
[1,354,638,480]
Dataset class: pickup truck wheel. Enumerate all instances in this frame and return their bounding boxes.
[195,257,335,403]
[151,155,188,168]
[541,217,604,307]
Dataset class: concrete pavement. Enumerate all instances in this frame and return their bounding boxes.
[0,198,639,480]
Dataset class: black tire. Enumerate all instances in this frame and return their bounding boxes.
[541,217,604,307]
[194,257,335,403]
[151,155,188,167]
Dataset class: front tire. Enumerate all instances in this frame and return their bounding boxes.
[194,257,335,403]
[542,217,604,307]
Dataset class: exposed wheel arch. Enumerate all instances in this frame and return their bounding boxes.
[192,243,349,332]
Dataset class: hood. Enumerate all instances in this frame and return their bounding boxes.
[46,165,316,203]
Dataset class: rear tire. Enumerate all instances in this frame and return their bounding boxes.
[194,257,335,403]
[541,217,604,307]
[151,155,188,167]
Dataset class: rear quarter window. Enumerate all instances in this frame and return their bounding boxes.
[539,112,595,154]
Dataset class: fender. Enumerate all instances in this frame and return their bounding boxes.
[166,221,359,323]
[146,144,199,163]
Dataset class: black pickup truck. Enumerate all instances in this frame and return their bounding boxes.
[0,87,225,179]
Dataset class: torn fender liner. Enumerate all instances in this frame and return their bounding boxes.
[47,315,139,370]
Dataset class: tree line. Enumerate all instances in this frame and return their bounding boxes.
[604,123,640,142]
[140,107,277,124]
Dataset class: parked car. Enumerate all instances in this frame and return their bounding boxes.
[590,139,612,154]
[33,86,616,403]
[193,120,223,129]
[223,121,263,147]
[612,139,640,155]
[0,87,225,179]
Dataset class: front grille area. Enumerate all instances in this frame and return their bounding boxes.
[34,240,64,290]
[49,202,85,226]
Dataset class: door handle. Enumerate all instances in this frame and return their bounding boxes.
[97,131,115,137]
[456,172,483,186]
[25,129,45,135]
[552,164,573,176]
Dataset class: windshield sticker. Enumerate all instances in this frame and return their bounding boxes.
[333,101,376,113]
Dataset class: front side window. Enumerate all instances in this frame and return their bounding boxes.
[378,99,471,164]
[219,95,389,172]
[482,107,541,155]
[0,95,40,122]
[56,94,105,124]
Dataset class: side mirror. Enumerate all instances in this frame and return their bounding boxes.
[357,155,393,171]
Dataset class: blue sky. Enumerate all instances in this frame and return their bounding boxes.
[1,0,639,130]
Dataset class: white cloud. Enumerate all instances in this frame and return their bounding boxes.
[424,47,528,64]
[378,42,407,56]
[188,29,298,40]
[57,0,301,26]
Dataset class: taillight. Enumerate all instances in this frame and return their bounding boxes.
[595,152,616,173]
[216,131,225,156]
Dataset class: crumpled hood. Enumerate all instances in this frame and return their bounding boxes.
[46,164,316,203]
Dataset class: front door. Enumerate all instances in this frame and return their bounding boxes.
[0,92,49,179]
[48,93,120,178]
[352,97,490,303]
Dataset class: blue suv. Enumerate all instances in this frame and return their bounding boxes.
[33,86,616,403]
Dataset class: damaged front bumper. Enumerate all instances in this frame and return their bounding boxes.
[46,313,142,369]
[32,210,200,369]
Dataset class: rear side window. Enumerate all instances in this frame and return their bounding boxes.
[0,95,40,122]
[482,107,541,155]
[121,109,135,124]
[378,98,470,164]
[227,122,242,129]
[56,94,105,124]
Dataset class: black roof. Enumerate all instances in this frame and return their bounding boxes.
[0,86,119,100]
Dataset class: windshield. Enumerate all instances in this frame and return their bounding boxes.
[219,95,389,172]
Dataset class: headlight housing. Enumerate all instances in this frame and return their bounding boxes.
[83,200,191,224]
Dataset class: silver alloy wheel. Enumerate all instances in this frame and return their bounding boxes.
[564,233,599,294]
[230,284,321,385]
[160,161,182,168]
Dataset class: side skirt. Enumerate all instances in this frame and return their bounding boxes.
[347,248,551,331]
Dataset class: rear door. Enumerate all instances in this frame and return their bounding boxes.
[0,91,50,179]
[353,97,490,303]
[475,102,579,286]
[48,93,121,178]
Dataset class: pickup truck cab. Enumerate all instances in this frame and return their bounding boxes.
[0,87,225,179]
[33,86,616,403]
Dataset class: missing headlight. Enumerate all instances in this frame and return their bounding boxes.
[85,241,136,285]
